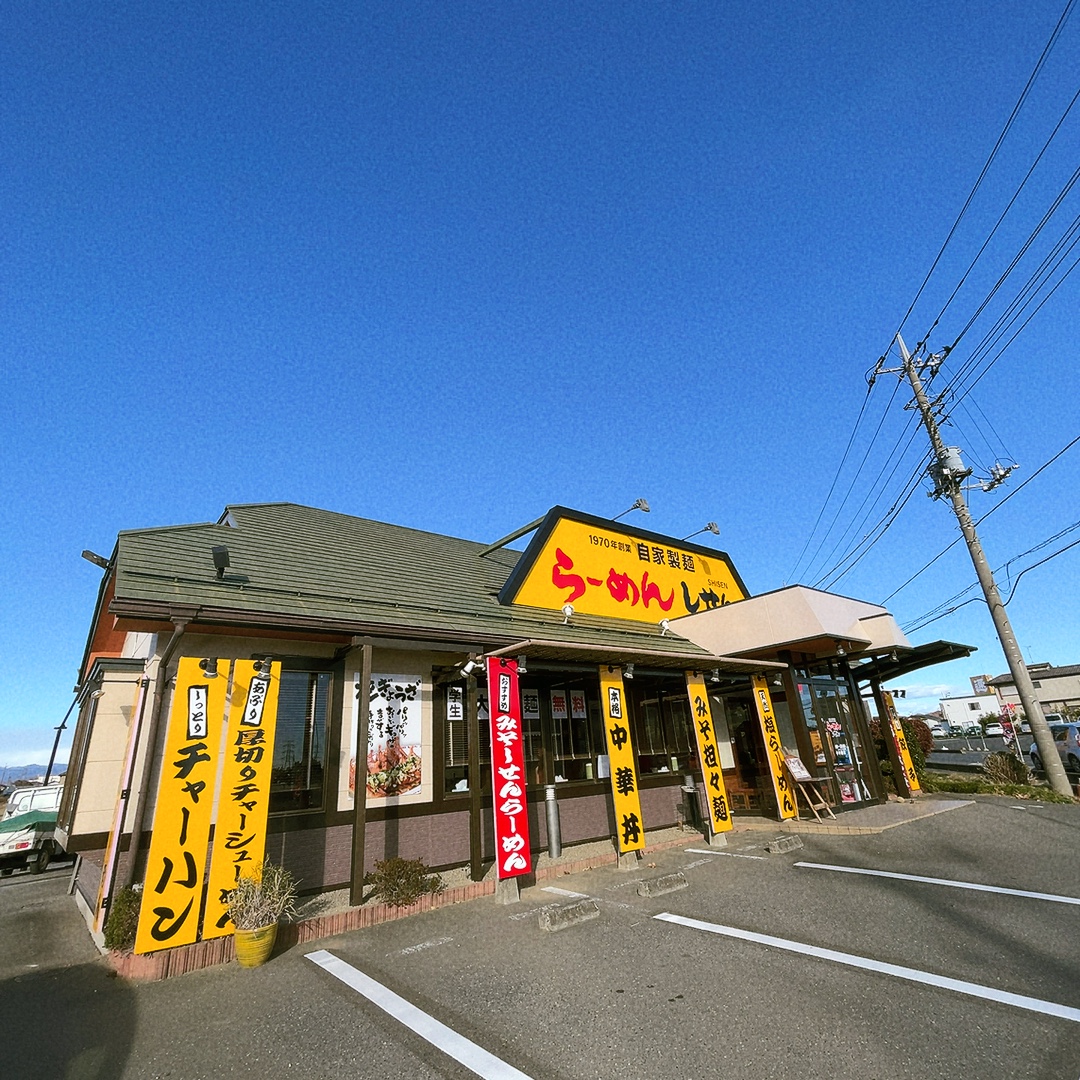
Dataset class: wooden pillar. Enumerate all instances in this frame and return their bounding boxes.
[349,644,373,906]
[467,674,484,881]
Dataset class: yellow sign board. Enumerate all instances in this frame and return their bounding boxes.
[203,660,282,939]
[751,674,797,821]
[684,672,733,833]
[883,690,921,795]
[599,666,646,852]
[502,510,746,624]
[135,657,229,954]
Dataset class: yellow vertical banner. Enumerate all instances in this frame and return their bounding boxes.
[751,674,797,821]
[203,660,282,939]
[684,672,733,834]
[135,657,229,954]
[599,666,646,853]
[883,690,921,794]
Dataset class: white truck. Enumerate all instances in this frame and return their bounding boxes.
[0,784,64,875]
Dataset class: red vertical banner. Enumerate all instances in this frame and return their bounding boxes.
[486,657,532,879]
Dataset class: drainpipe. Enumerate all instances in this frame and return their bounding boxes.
[121,617,189,886]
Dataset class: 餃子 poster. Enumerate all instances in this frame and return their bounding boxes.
[347,673,428,805]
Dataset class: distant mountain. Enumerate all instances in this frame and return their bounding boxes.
[0,763,66,784]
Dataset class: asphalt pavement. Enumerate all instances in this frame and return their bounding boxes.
[2,798,1079,1080]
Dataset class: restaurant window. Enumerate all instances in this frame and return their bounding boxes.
[629,678,695,776]
[550,682,602,783]
[270,671,330,813]
[444,681,543,794]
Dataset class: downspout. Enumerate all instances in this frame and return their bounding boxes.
[121,616,189,886]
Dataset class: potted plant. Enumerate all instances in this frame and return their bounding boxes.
[225,859,299,968]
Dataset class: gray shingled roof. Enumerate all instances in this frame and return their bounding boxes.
[108,502,751,668]
[988,664,1080,685]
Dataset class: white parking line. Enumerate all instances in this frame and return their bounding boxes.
[684,848,767,860]
[307,949,534,1079]
[392,935,454,957]
[794,861,1080,906]
[653,913,1080,1024]
[542,886,635,910]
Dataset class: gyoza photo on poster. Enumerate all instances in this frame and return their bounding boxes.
[351,673,423,801]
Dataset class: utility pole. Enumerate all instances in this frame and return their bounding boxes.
[883,334,1071,797]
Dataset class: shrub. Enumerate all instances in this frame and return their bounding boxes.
[982,751,1030,785]
[104,884,142,952]
[366,857,445,907]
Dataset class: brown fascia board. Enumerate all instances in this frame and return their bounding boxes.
[107,596,526,650]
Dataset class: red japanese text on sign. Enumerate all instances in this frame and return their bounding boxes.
[486,657,532,879]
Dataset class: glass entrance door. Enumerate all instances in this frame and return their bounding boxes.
[795,669,875,806]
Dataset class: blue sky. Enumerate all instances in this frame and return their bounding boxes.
[2,2,1079,766]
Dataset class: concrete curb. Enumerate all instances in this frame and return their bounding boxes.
[537,899,600,932]
[636,872,689,898]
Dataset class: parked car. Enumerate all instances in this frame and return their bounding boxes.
[1029,722,1080,774]
[984,722,1004,737]
[929,725,947,738]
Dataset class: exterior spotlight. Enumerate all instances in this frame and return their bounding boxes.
[81,549,110,570]
[461,658,480,677]
[890,650,898,663]
[612,498,651,522]
[199,657,220,678]
[624,663,634,680]
[836,643,846,657]
[212,545,231,579]
[682,522,720,541]
[516,655,528,674]
[562,603,574,624]
[709,668,721,684]
[254,656,274,680]
[659,619,670,636]
[90,688,105,700]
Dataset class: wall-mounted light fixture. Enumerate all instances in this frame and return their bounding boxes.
[517,655,528,675]
[199,657,220,677]
[624,663,635,680]
[709,668,721,684]
[562,603,574,624]
[612,498,650,522]
[212,545,231,579]
[890,650,898,663]
[835,643,847,657]
[682,522,720,541]
[461,656,481,677]
[659,619,670,636]
[81,549,110,570]
[90,688,105,700]
[254,656,274,680]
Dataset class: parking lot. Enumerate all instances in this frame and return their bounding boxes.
[3,797,1079,1080]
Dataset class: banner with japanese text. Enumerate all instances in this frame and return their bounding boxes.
[486,657,532,879]
[751,674,797,821]
[203,660,282,939]
[684,672,733,834]
[882,690,921,794]
[599,666,646,852]
[135,657,229,954]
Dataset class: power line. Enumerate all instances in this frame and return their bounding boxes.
[890,0,1077,354]
[880,432,1080,604]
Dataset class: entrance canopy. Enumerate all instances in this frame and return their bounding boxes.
[847,640,976,684]
[671,585,910,663]
[486,637,785,673]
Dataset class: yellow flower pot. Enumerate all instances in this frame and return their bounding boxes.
[234,923,278,968]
